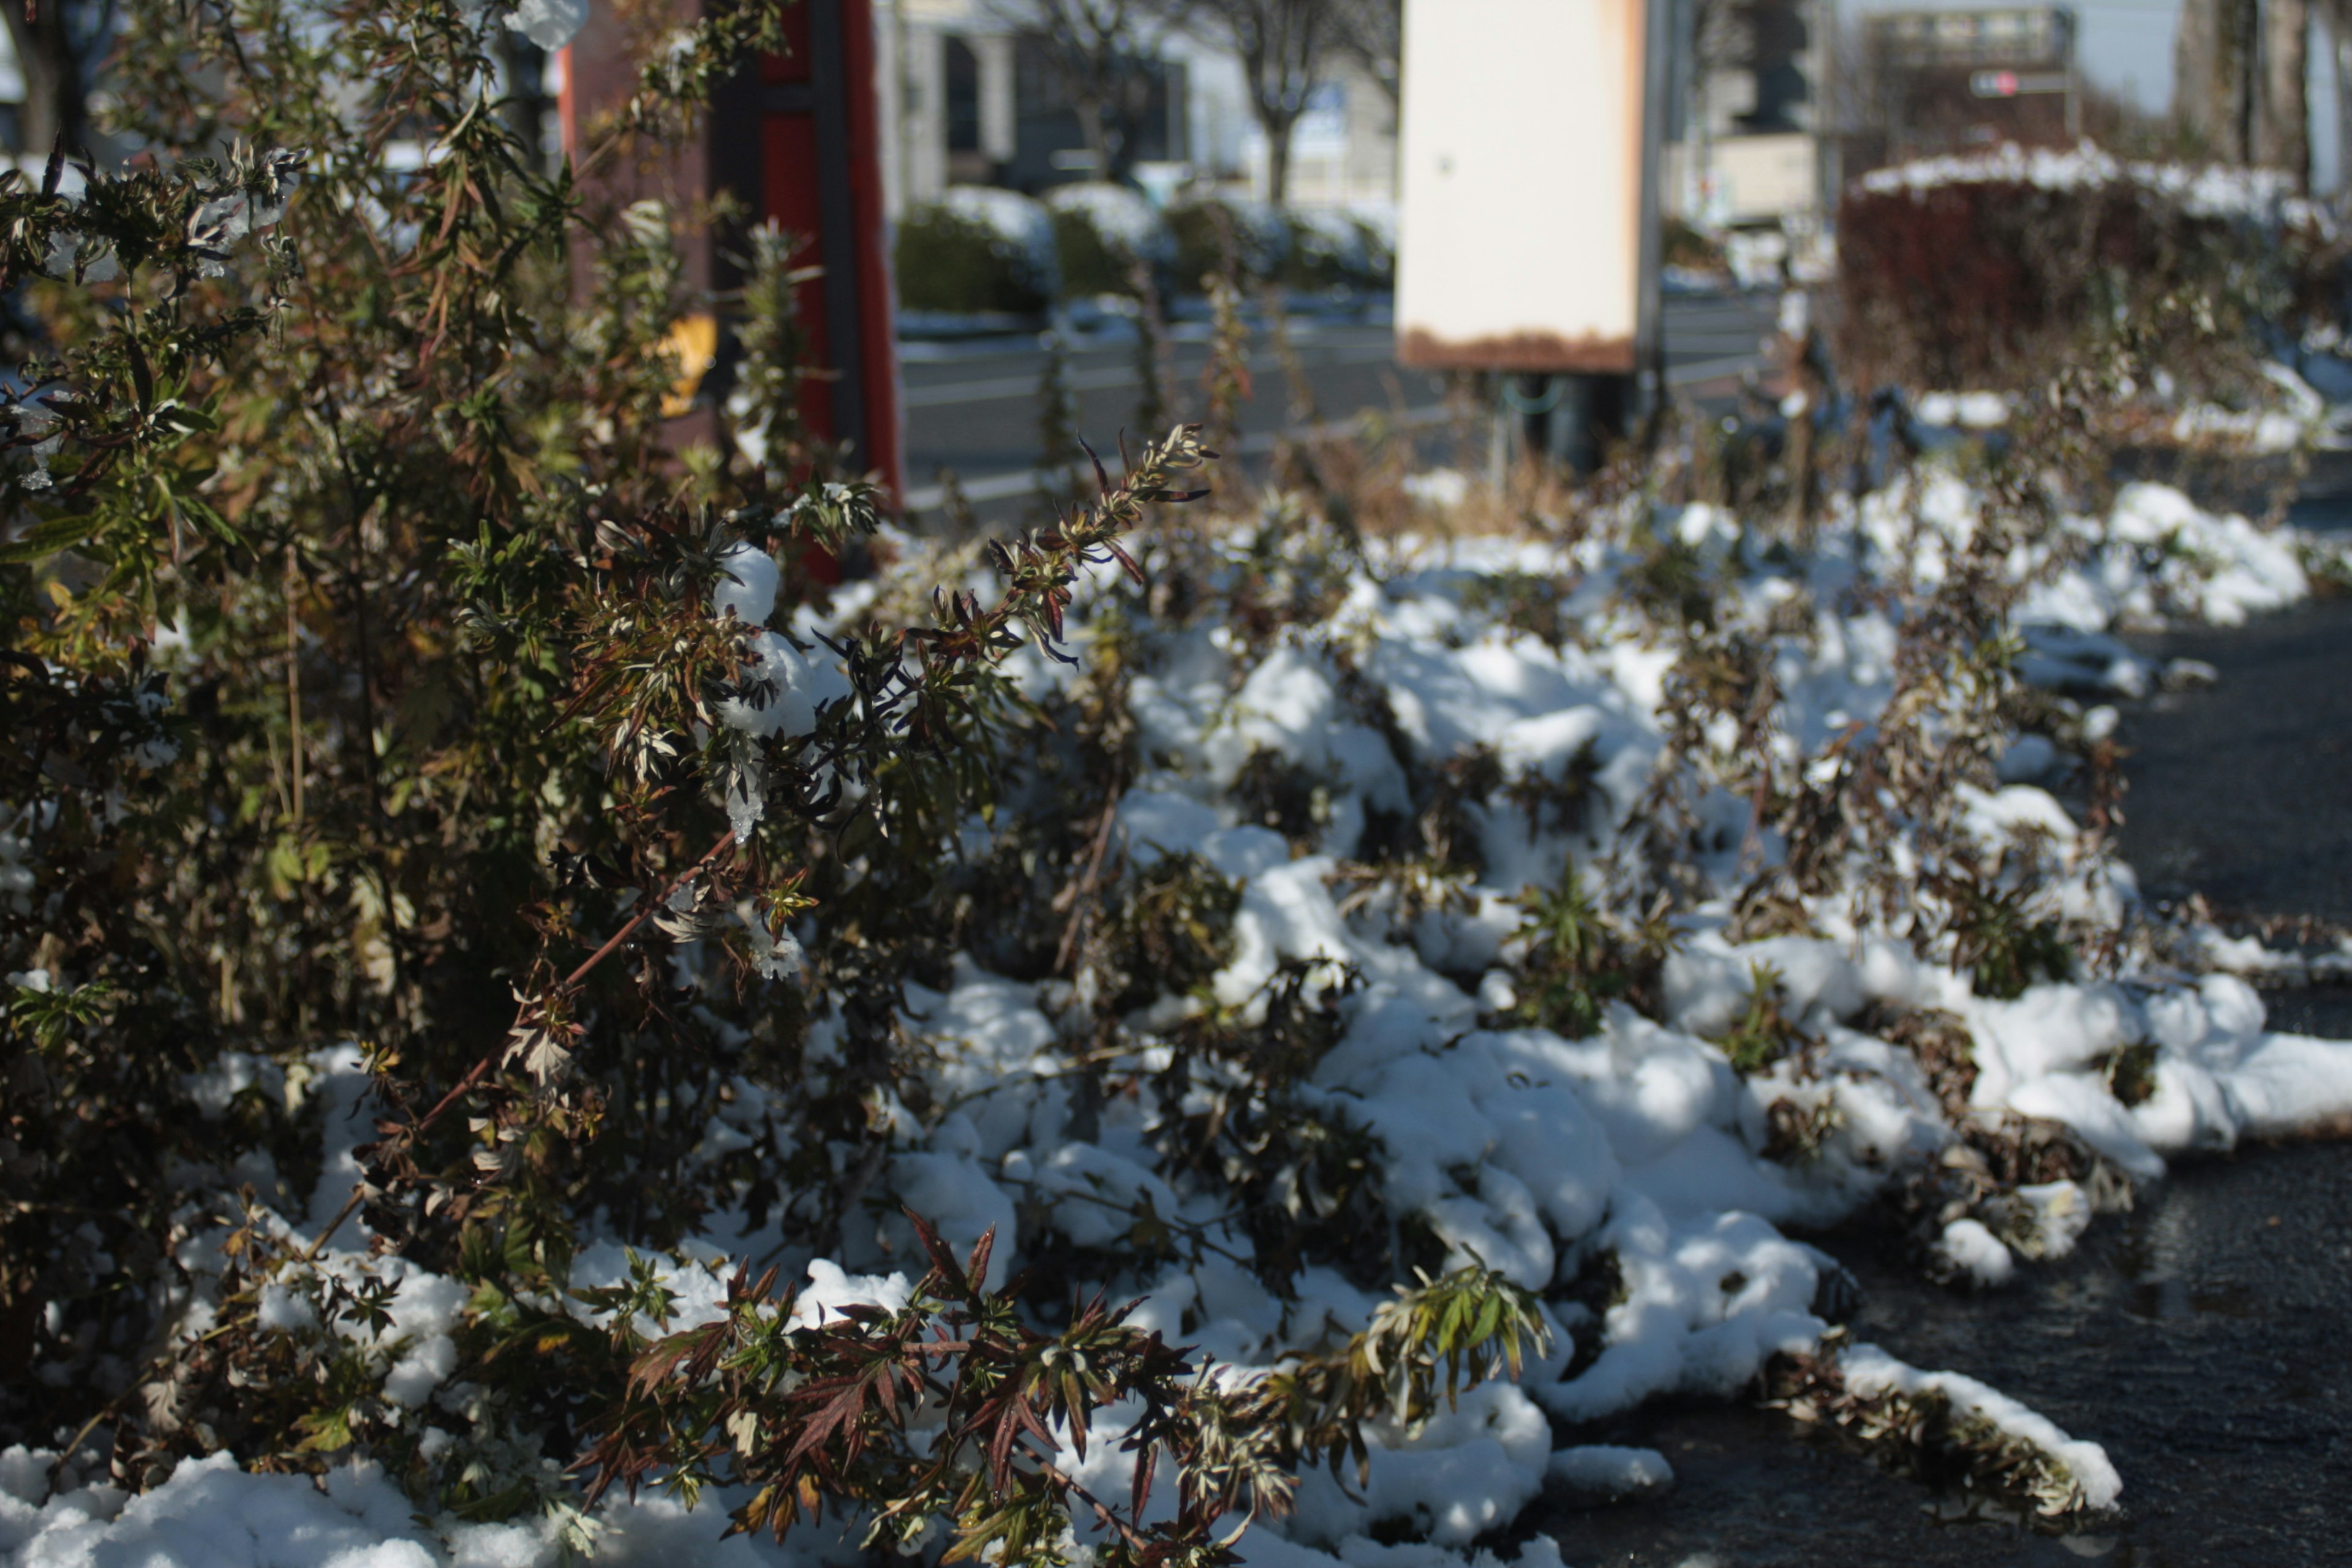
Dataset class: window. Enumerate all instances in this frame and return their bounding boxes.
[946,36,981,154]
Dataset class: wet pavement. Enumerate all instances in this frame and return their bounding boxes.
[1542,1123,2352,1566]
[2117,597,2352,925]
[1531,594,2352,1564]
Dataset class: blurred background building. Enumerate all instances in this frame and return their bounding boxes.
[1663,0,1836,230]
[1853,6,2081,166]
[873,0,1399,217]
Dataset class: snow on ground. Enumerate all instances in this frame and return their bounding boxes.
[13,458,2352,1566]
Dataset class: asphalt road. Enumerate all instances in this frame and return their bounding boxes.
[897,288,1783,519]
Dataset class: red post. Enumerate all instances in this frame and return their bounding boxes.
[556,0,903,507]
[755,0,903,504]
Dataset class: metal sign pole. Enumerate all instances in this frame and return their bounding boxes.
[1634,0,1670,426]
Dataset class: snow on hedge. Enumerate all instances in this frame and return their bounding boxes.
[1044,182,1176,265]
[940,186,1060,298]
[1856,140,2328,227]
[12,464,2352,1565]
[1284,206,1375,281]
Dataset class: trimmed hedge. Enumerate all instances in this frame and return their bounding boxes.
[1045,183,1176,299]
[894,192,1057,316]
[895,188,1399,312]
[1836,170,2340,394]
[1280,207,1393,293]
[1167,196,1294,288]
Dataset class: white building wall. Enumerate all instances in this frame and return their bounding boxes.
[1663,132,1821,224]
[900,24,948,211]
[1164,32,1253,184]
[877,4,1398,215]
[974,32,1016,162]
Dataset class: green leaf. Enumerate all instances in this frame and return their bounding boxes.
[0,511,98,565]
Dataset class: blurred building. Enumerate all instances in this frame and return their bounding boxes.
[875,0,1395,216]
[1854,6,2080,168]
[1662,0,1835,231]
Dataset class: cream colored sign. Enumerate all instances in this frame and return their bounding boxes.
[1396,0,1651,373]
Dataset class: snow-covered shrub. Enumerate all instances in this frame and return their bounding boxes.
[15,7,2352,1560]
[1837,143,2345,407]
[1168,193,1292,289]
[1661,215,1730,280]
[894,187,1058,315]
[1280,206,1393,294]
[1046,180,1174,298]
[2,4,1577,1556]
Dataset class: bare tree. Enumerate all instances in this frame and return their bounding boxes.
[2174,0,2256,160]
[2260,0,2312,185]
[1193,0,1339,203]
[1332,0,1400,113]
[998,0,1187,182]
[2331,0,2352,195]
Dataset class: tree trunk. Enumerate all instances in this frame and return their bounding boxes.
[2174,0,2218,153]
[2176,0,2260,160]
[2227,0,2260,160]
[2337,9,2352,197]
[1072,97,1110,180]
[1,2,85,159]
[2262,0,2312,184]
[1263,112,1294,203]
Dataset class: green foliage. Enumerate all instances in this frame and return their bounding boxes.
[1102,851,1241,1012]
[1462,568,1582,652]
[1942,879,2075,1000]
[1770,1335,2115,1516]
[0,4,1571,1544]
[585,1215,1292,1567]
[1660,217,1727,276]
[1502,739,1602,838]
[1277,211,1391,295]
[1714,960,1807,1074]
[894,202,1054,315]
[1047,200,1172,302]
[1169,198,1289,290]
[2297,535,2352,598]
[1201,264,1253,494]
[0,0,2183,1545]
[1618,533,1719,632]
[1253,1262,1551,1487]
[1153,958,1390,1288]
[1232,747,1332,848]
[1500,876,1668,1039]
[2101,1038,2159,1107]
[729,221,831,476]
[1037,328,1083,513]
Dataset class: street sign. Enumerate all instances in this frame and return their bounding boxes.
[1395,0,1665,386]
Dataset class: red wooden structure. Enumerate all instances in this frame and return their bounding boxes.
[559,0,903,506]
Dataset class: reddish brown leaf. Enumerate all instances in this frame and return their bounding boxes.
[963,1226,996,1296]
